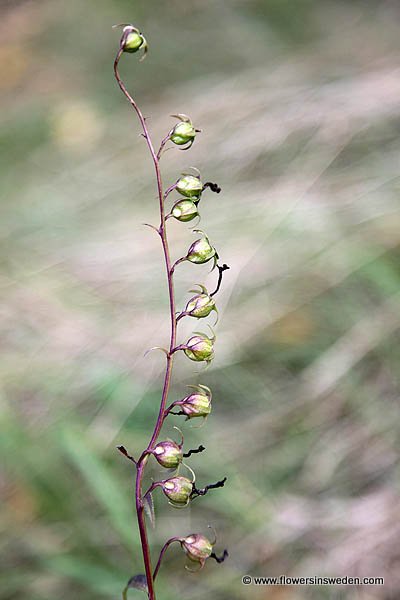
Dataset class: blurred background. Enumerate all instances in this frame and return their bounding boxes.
[1,1,400,599]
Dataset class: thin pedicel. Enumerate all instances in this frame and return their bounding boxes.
[113,24,228,599]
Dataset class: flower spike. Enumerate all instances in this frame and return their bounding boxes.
[112,22,228,598]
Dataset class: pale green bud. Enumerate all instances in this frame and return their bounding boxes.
[169,114,198,146]
[185,286,217,318]
[176,174,203,199]
[124,31,143,52]
[153,440,182,469]
[162,476,193,507]
[180,385,212,419]
[120,26,148,57]
[182,533,213,567]
[171,122,196,146]
[187,232,216,265]
[184,331,215,363]
[172,199,198,222]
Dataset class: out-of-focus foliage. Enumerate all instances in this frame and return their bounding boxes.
[1,0,400,599]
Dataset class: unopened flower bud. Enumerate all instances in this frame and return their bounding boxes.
[176,174,203,199]
[184,331,215,363]
[162,476,193,507]
[185,286,217,319]
[187,232,216,265]
[120,26,148,56]
[182,534,213,568]
[180,385,212,419]
[172,199,198,222]
[170,114,198,147]
[153,440,182,469]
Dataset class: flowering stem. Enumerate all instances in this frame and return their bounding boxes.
[114,46,178,600]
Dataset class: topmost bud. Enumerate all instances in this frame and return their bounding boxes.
[115,24,148,59]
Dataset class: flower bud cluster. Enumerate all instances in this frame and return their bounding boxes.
[114,25,228,585]
[171,170,220,222]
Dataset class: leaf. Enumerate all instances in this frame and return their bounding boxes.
[123,574,148,598]
[143,491,155,528]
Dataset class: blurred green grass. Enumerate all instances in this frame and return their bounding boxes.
[2,1,400,599]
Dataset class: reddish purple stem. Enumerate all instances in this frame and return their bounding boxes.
[114,46,178,600]
[153,537,182,581]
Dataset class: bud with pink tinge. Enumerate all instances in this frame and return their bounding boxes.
[162,476,193,507]
[152,440,182,469]
[184,330,215,364]
[179,385,212,420]
[182,533,213,569]
[184,285,217,319]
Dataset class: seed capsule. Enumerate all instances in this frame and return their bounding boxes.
[162,476,193,507]
[185,286,217,319]
[176,174,203,199]
[182,533,213,568]
[184,331,215,363]
[153,440,182,469]
[180,385,212,419]
[170,115,198,146]
[187,232,216,265]
[172,199,198,222]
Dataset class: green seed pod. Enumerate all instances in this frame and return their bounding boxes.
[182,533,213,567]
[176,174,203,199]
[180,385,212,419]
[187,231,216,265]
[185,285,217,319]
[153,440,183,469]
[162,476,193,507]
[172,199,198,222]
[184,330,215,363]
[170,114,197,146]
